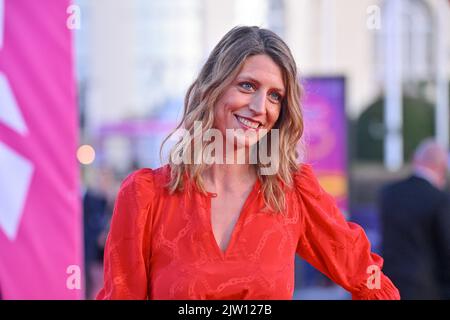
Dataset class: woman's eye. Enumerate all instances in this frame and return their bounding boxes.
[270,92,282,102]
[239,82,254,91]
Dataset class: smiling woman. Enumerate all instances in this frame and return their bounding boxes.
[97,26,400,300]
[214,54,284,147]
[162,26,303,214]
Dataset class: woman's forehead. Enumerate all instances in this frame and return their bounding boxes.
[235,55,285,91]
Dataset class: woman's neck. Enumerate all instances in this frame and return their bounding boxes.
[202,163,257,194]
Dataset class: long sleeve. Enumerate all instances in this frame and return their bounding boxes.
[294,164,400,300]
[96,169,155,300]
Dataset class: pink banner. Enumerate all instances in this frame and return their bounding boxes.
[0,0,81,299]
[302,77,348,215]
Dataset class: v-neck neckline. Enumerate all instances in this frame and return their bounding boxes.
[205,179,261,260]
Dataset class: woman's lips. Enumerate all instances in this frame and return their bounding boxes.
[234,115,261,130]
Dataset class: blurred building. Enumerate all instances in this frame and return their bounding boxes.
[74,0,450,169]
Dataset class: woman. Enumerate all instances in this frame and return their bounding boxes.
[97,26,400,300]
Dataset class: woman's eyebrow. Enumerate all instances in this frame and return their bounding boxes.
[236,75,285,94]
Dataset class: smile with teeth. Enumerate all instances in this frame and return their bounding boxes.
[235,115,261,129]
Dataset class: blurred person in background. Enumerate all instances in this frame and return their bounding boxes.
[83,167,116,299]
[379,139,450,299]
[97,26,399,300]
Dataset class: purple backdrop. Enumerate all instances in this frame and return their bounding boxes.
[301,77,348,214]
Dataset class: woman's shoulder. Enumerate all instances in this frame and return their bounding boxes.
[119,164,170,198]
[292,163,323,198]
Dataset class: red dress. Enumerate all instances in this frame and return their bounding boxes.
[96,164,400,300]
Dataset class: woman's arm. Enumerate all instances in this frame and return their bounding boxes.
[96,169,155,300]
[294,164,400,300]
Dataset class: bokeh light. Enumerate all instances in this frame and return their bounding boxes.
[77,144,95,165]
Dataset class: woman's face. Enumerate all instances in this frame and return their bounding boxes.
[213,54,285,148]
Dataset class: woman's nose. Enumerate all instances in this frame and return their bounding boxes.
[249,92,266,115]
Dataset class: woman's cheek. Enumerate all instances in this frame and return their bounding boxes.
[268,109,281,128]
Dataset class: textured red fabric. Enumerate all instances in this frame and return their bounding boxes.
[97,164,400,300]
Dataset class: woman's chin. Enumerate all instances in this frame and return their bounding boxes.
[234,136,259,149]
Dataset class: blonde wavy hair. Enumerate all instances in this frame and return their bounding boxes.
[161,26,304,212]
